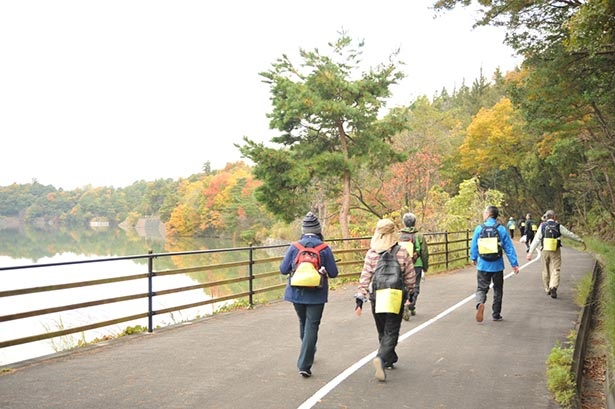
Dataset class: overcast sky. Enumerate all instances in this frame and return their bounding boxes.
[0,0,521,190]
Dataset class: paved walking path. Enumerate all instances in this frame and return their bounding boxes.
[0,242,595,409]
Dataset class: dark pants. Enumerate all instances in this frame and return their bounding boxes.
[293,303,324,372]
[370,299,404,366]
[525,235,534,251]
[407,267,423,310]
[476,270,504,318]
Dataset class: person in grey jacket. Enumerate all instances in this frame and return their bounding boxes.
[526,210,584,299]
[279,212,339,378]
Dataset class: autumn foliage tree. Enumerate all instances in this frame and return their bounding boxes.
[434,0,615,234]
[165,162,273,241]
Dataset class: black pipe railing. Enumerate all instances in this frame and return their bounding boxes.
[0,231,471,351]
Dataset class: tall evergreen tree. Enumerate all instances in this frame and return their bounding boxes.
[238,32,407,237]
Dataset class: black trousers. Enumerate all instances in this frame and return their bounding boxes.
[370,300,404,366]
[476,270,504,318]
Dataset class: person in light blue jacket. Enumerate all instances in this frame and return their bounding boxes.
[279,212,339,378]
[470,205,520,322]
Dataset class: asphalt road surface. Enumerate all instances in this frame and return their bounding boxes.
[0,242,594,409]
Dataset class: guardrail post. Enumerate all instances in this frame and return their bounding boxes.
[466,229,471,260]
[248,243,254,308]
[147,250,154,333]
[445,231,450,270]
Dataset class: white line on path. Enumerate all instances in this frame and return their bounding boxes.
[297,253,541,409]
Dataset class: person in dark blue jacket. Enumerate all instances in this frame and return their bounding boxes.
[470,205,520,322]
[279,212,339,378]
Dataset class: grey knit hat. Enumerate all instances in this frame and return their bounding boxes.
[302,212,322,235]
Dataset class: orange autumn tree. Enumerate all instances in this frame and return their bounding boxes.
[166,161,273,241]
[166,179,204,236]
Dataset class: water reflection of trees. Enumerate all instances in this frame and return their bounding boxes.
[1,227,286,300]
[0,226,165,263]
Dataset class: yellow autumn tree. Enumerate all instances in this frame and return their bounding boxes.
[458,97,527,176]
[166,180,203,236]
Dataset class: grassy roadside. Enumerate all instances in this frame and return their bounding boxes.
[546,237,614,407]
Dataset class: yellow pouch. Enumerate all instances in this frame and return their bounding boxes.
[478,237,498,255]
[543,238,558,251]
[290,263,322,287]
[375,288,403,313]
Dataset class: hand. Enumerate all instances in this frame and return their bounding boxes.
[526,254,532,260]
[513,266,520,274]
[472,260,477,266]
[355,298,363,316]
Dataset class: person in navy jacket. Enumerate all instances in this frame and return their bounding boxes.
[279,212,339,378]
[470,205,520,322]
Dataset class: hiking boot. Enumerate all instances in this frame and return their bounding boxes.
[299,369,312,378]
[475,303,485,323]
[550,288,557,299]
[402,305,410,321]
[373,357,386,382]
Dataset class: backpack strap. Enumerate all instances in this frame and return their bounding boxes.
[292,241,328,267]
[313,242,329,252]
[391,243,400,256]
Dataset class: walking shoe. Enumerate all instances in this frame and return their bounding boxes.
[384,363,395,370]
[410,307,416,316]
[299,369,312,378]
[402,305,410,321]
[492,315,503,321]
[546,288,551,296]
[373,357,386,382]
[475,303,485,323]
[550,288,557,299]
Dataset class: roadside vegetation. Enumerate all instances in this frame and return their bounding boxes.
[546,333,576,408]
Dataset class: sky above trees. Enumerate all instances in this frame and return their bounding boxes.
[0,0,521,190]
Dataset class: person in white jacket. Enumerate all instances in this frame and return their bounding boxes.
[526,210,584,299]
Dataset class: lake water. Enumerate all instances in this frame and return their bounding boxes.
[0,225,263,366]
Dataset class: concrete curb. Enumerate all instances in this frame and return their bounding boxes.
[571,259,602,409]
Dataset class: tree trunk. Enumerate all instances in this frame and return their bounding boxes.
[338,121,351,240]
[341,169,351,239]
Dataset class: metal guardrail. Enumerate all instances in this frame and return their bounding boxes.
[0,231,471,350]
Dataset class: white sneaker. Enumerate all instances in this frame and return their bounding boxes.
[373,357,386,382]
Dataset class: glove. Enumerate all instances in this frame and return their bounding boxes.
[355,298,363,310]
